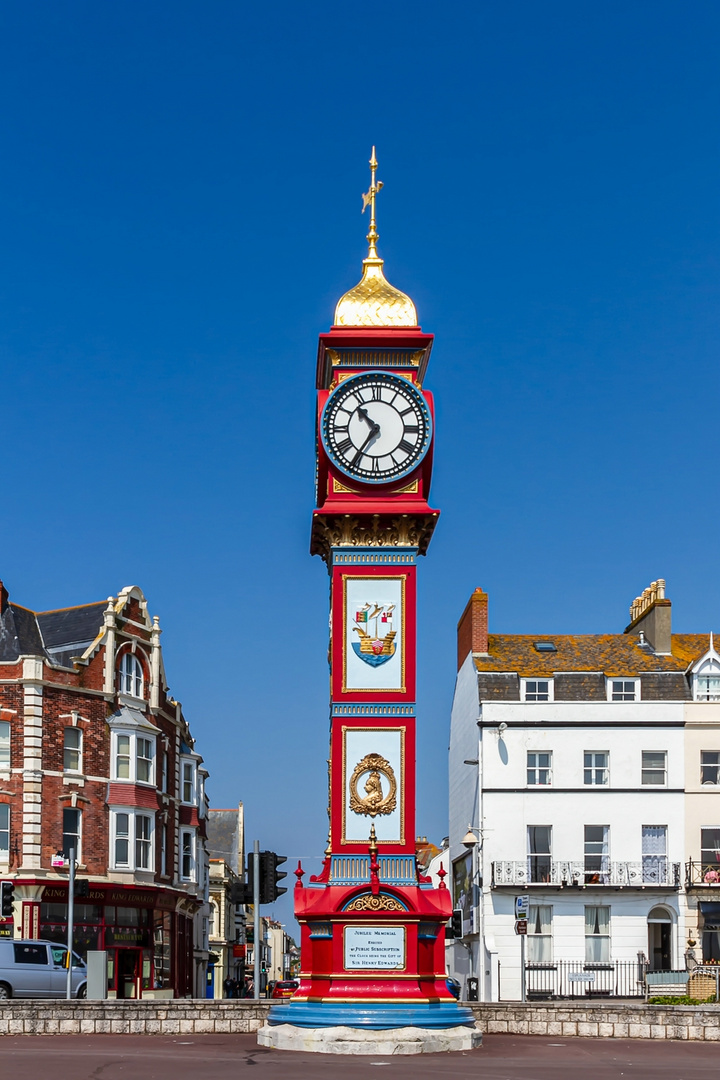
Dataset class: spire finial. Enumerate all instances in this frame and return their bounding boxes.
[361,145,384,261]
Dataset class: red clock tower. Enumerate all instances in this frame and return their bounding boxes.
[261,151,478,1052]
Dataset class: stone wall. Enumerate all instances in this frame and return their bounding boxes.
[0,999,719,1041]
[468,1002,720,1041]
[0,1000,272,1036]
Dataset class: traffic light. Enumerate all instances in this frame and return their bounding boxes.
[451,909,463,938]
[1,881,14,917]
[230,882,251,905]
[247,852,288,904]
[259,851,287,904]
[74,879,90,899]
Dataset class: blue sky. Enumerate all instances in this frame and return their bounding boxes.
[1,2,718,928]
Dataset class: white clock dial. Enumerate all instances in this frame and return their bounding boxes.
[321,371,432,484]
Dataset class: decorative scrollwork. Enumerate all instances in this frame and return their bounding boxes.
[345,893,406,912]
[349,753,397,818]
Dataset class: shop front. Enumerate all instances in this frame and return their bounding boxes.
[37,884,194,998]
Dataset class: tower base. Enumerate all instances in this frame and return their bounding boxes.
[257,1022,482,1055]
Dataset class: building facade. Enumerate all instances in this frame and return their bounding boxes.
[0,579,209,998]
[448,581,720,1001]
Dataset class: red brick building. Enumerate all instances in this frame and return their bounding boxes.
[0,580,209,998]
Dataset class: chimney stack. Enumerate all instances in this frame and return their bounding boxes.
[624,578,672,654]
[457,588,489,670]
[0,580,7,614]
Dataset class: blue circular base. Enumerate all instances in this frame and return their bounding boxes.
[267,1001,476,1030]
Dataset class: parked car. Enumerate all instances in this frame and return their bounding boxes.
[0,940,87,999]
[445,976,461,1000]
[271,979,299,999]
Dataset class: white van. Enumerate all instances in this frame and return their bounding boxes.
[0,939,87,998]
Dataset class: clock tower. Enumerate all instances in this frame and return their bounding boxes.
[260,151,479,1053]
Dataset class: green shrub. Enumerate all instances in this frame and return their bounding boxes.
[649,995,717,1005]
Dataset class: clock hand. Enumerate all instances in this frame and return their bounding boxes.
[351,422,380,466]
[356,405,374,428]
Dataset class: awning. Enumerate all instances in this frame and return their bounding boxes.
[699,902,720,928]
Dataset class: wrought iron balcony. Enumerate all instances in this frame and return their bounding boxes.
[492,859,681,888]
[685,860,720,888]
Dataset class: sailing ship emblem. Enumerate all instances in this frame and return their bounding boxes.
[351,602,397,667]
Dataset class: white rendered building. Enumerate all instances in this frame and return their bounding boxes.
[447,581,720,1001]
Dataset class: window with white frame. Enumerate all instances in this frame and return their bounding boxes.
[522,679,553,702]
[584,825,609,884]
[160,823,167,876]
[161,752,168,793]
[112,731,156,784]
[63,727,82,773]
[527,751,552,786]
[609,679,639,701]
[701,828,720,876]
[118,652,144,698]
[701,752,720,786]
[585,905,610,962]
[62,808,81,861]
[0,804,9,860]
[135,814,152,870]
[584,751,609,786]
[111,810,154,871]
[527,825,552,883]
[180,829,196,881]
[694,657,720,702]
[642,825,668,884]
[0,722,9,768]
[181,760,196,804]
[527,904,552,962]
[642,751,667,786]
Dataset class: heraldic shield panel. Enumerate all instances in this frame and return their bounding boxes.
[343,576,405,693]
[343,727,405,844]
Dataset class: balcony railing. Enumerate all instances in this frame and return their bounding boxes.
[492,859,681,888]
[686,860,720,887]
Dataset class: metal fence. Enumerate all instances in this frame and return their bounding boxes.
[524,959,647,1000]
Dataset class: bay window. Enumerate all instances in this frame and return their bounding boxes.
[180,829,196,881]
[110,810,155,872]
[112,731,156,785]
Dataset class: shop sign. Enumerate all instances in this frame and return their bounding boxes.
[0,922,13,938]
[104,927,150,947]
[41,884,179,910]
[233,944,246,958]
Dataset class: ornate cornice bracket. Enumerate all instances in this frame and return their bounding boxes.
[310,512,438,563]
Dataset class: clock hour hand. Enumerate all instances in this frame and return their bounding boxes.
[356,405,374,428]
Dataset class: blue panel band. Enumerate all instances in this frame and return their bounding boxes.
[267,1001,476,1030]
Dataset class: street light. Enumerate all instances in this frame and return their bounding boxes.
[462,825,483,848]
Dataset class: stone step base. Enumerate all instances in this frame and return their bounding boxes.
[257,1022,483,1055]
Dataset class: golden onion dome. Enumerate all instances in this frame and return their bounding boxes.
[334,148,418,328]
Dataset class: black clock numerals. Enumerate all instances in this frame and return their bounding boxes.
[323,372,431,483]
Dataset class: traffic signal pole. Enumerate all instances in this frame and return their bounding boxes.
[253,841,260,1001]
[66,847,75,1000]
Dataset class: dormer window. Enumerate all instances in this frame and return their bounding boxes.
[692,644,720,702]
[522,679,553,702]
[119,652,144,699]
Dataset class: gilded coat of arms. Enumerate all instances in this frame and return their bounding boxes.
[352,603,396,667]
[349,753,397,817]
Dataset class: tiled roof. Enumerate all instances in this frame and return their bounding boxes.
[473,633,717,678]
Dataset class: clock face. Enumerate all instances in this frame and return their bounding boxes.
[321,371,432,484]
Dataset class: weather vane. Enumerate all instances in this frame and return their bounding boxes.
[361,146,383,260]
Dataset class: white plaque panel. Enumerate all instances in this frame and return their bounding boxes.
[343,727,404,844]
[344,925,406,970]
[344,576,404,693]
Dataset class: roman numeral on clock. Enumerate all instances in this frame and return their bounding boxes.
[404,425,419,435]
[337,437,353,456]
[398,439,415,455]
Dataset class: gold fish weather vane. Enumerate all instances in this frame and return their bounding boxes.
[361,145,384,260]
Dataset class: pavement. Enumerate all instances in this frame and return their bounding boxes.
[1,1033,719,1079]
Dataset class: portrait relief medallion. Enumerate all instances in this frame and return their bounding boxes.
[349,753,397,817]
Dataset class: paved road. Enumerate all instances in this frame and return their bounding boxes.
[0,1033,717,1079]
